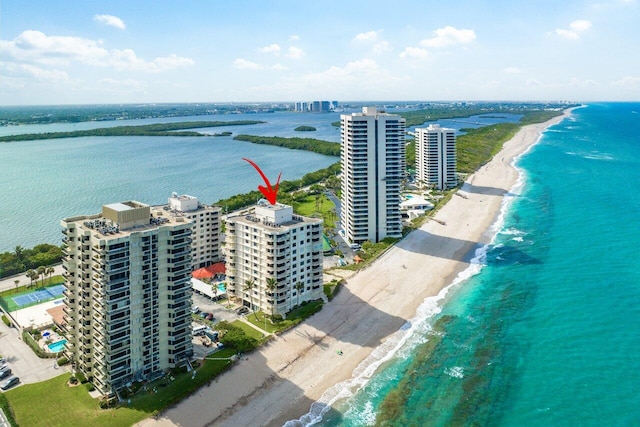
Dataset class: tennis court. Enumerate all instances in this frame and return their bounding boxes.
[9,284,66,309]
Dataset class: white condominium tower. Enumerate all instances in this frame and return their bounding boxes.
[225,203,323,315]
[61,201,193,396]
[415,124,457,190]
[167,193,221,269]
[340,107,405,244]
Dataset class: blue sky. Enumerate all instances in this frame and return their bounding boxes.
[1,0,638,105]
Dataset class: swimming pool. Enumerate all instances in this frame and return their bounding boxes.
[217,283,226,292]
[47,339,67,353]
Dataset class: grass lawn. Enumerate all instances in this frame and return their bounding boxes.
[6,373,150,427]
[243,301,324,335]
[5,350,238,427]
[293,194,337,229]
[231,319,266,341]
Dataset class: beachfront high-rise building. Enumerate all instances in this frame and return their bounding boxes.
[340,107,405,244]
[167,193,221,269]
[415,124,457,190]
[60,201,193,396]
[224,203,323,315]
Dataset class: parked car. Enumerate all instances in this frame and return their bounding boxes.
[0,368,11,380]
[205,313,214,321]
[0,376,19,390]
[191,305,200,314]
[236,307,250,315]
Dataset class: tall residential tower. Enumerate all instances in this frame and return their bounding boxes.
[61,201,193,396]
[340,107,405,244]
[415,124,457,190]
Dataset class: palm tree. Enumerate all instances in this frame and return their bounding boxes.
[243,279,258,320]
[295,282,304,308]
[14,279,20,293]
[26,269,36,288]
[37,266,46,288]
[46,266,55,285]
[265,277,277,318]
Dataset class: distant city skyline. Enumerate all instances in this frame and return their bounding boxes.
[1,0,639,105]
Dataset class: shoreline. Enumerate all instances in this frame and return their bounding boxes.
[137,110,573,427]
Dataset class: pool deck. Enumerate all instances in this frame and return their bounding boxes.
[10,298,65,330]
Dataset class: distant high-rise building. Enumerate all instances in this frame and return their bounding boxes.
[225,203,323,315]
[61,201,193,396]
[415,124,457,190]
[340,107,405,244]
[167,193,221,269]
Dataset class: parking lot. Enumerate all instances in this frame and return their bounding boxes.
[0,320,68,390]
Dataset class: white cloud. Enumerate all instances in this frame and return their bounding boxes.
[259,43,281,54]
[232,58,288,71]
[0,61,69,81]
[399,47,428,60]
[354,30,379,42]
[233,58,261,70]
[286,46,304,59]
[0,30,193,72]
[503,67,521,74]
[554,20,591,39]
[289,35,300,41]
[94,14,126,30]
[611,76,640,88]
[526,78,543,86]
[420,26,476,48]
[373,41,391,54]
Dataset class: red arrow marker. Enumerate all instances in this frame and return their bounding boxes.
[242,158,282,205]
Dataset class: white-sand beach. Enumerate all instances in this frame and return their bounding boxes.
[137,110,571,427]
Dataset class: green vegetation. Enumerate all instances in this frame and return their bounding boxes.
[324,279,343,301]
[291,193,337,229]
[233,134,340,156]
[456,110,562,174]
[243,300,324,335]
[294,125,316,131]
[0,393,18,427]
[216,320,261,352]
[4,350,237,427]
[214,161,340,212]
[0,244,62,279]
[0,121,264,143]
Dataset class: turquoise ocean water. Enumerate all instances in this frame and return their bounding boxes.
[294,103,640,426]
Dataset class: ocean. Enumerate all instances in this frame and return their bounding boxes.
[301,103,640,426]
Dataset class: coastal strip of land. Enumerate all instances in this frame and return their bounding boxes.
[0,120,264,142]
[137,110,572,427]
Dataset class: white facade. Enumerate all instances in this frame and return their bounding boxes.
[225,203,324,315]
[166,193,221,269]
[340,107,405,244]
[60,201,193,396]
[415,124,457,190]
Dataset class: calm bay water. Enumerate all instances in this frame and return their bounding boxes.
[298,103,640,426]
[0,111,342,252]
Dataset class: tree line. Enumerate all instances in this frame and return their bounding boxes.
[0,120,264,143]
[232,134,340,156]
[0,244,63,279]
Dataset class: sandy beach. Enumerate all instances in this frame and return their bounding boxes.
[137,110,571,427]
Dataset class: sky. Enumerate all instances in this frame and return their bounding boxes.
[1,0,639,105]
